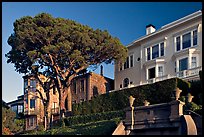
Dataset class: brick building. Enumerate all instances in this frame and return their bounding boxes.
[23,70,114,130]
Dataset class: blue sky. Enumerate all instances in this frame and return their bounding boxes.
[2,2,202,102]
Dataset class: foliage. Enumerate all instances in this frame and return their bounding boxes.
[21,118,121,135]
[5,12,127,113]
[2,107,25,135]
[64,110,125,126]
[2,107,16,134]
[72,78,181,115]
[189,80,202,105]
[176,78,191,96]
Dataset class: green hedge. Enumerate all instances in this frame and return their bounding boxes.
[72,78,190,115]
[64,110,125,126]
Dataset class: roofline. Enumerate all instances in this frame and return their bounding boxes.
[127,10,202,48]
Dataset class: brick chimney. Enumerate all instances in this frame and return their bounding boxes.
[100,65,103,76]
[146,24,156,35]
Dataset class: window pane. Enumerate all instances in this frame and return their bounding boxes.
[147,48,150,60]
[30,79,36,92]
[124,57,129,69]
[179,58,188,71]
[130,55,133,67]
[182,32,191,49]
[126,57,129,69]
[123,78,129,87]
[148,67,155,79]
[193,30,197,46]
[191,57,197,68]
[158,66,163,77]
[81,80,84,93]
[176,36,180,51]
[30,99,35,109]
[152,44,159,59]
[160,42,164,56]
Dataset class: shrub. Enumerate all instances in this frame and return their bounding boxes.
[64,110,125,126]
[72,78,185,115]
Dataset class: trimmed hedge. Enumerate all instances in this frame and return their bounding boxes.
[64,110,125,126]
[72,78,190,115]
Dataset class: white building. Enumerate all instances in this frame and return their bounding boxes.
[114,10,202,90]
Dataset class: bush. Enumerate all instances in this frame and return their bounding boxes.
[64,110,125,126]
[176,78,191,96]
[72,78,186,115]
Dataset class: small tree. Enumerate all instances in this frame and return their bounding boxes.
[5,13,127,120]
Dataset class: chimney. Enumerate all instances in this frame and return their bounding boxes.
[146,24,156,35]
[100,65,103,76]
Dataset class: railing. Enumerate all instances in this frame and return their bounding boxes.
[176,66,202,78]
[24,109,37,115]
[51,108,60,114]
[147,74,170,84]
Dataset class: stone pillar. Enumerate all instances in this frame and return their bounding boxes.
[169,100,185,121]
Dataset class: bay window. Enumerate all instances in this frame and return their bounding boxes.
[175,29,198,52]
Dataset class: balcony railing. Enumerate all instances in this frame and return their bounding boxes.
[147,74,170,84]
[24,109,38,115]
[176,66,202,78]
[51,108,60,114]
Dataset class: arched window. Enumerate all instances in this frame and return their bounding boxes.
[123,78,129,88]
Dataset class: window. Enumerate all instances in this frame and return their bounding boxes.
[160,42,164,56]
[193,30,197,46]
[30,99,35,109]
[124,57,129,69]
[11,105,17,112]
[123,78,129,88]
[175,29,198,51]
[30,79,36,92]
[120,84,122,88]
[121,55,134,70]
[176,36,181,51]
[147,47,150,61]
[148,67,155,79]
[119,63,123,71]
[18,105,23,113]
[179,58,188,71]
[146,42,164,61]
[182,32,191,49]
[152,44,159,59]
[130,55,134,67]
[29,117,36,127]
[175,61,177,73]
[158,66,163,77]
[80,80,84,93]
[191,57,197,68]
[52,102,58,113]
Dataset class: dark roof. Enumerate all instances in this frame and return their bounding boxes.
[2,100,10,108]
[146,24,155,28]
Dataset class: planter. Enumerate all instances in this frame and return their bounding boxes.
[186,93,194,103]
[143,100,150,106]
[172,88,182,100]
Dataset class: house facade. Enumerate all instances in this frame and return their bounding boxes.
[114,10,202,90]
[23,71,113,130]
[7,95,24,118]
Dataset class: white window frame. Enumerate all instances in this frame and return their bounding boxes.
[119,54,134,71]
[146,41,165,61]
[174,29,198,52]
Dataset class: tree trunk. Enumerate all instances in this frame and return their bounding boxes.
[67,86,72,112]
